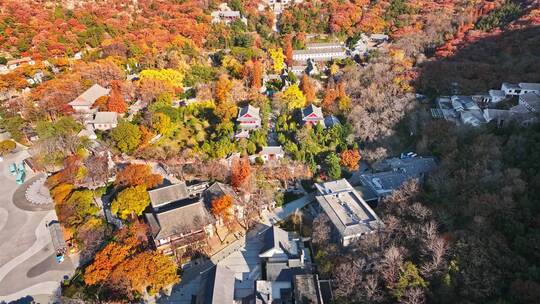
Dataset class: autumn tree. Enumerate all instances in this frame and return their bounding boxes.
[111,185,150,220]
[50,183,74,204]
[84,222,178,299]
[107,81,128,113]
[282,84,306,110]
[110,250,179,296]
[210,194,234,221]
[340,149,361,171]
[0,140,16,155]
[284,34,294,66]
[300,74,316,103]
[215,73,233,104]
[115,164,163,189]
[111,122,142,153]
[269,48,285,73]
[251,59,263,90]
[231,158,251,189]
[152,112,175,136]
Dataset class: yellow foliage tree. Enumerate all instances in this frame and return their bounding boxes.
[269,48,285,73]
[139,69,185,89]
[282,84,307,110]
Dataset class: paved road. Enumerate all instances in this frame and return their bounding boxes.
[0,150,75,303]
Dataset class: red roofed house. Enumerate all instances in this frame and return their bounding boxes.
[236,105,261,138]
[301,104,324,126]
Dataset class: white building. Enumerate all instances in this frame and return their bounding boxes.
[88,112,118,131]
[211,3,246,25]
[258,146,285,162]
[501,82,540,96]
[6,57,35,70]
[292,42,347,62]
[68,84,110,113]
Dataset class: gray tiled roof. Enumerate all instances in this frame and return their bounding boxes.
[145,199,214,240]
[196,265,236,304]
[305,42,343,49]
[69,84,110,106]
[203,182,240,208]
[237,104,260,121]
[315,179,383,238]
[293,274,323,304]
[323,115,340,128]
[148,182,189,208]
[91,111,117,124]
[260,226,294,256]
[519,83,540,91]
[302,104,323,120]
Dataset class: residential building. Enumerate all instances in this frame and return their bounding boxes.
[501,82,540,96]
[258,146,285,162]
[68,84,110,113]
[253,226,323,304]
[88,111,118,131]
[358,156,437,202]
[431,95,486,127]
[145,198,215,257]
[519,92,540,113]
[301,104,340,128]
[6,57,35,70]
[315,179,384,246]
[211,3,246,24]
[236,105,261,138]
[145,182,214,256]
[195,265,236,304]
[369,33,389,43]
[487,89,507,103]
[302,104,324,126]
[290,65,308,76]
[292,42,347,62]
[145,181,245,260]
[148,182,191,209]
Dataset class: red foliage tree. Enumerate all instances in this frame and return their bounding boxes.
[107,81,128,113]
[231,158,251,189]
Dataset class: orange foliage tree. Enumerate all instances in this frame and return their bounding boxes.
[84,221,178,298]
[251,59,263,90]
[215,74,233,104]
[301,74,316,103]
[284,34,294,66]
[115,163,163,189]
[211,194,234,220]
[231,158,251,189]
[340,149,361,171]
[107,81,128,113]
